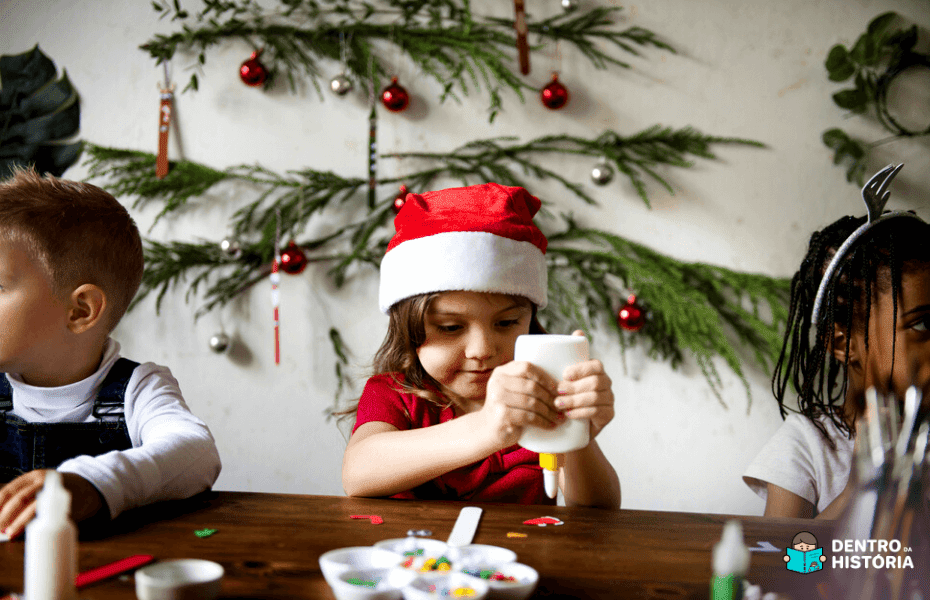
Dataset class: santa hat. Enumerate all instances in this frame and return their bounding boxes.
[379,183,548,313]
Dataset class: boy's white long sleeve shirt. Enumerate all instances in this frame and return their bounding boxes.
[5,339,222,518]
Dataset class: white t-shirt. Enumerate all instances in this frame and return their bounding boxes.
[743,413,854,515]
[5,339,222,518]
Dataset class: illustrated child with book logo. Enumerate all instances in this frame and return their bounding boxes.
[785,531,827,573]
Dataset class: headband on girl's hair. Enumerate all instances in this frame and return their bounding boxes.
[810,164,925,326]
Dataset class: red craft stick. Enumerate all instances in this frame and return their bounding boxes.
[76,554,155,588]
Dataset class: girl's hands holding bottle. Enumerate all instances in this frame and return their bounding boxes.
[478,330,616,450]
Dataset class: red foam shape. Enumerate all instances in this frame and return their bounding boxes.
[523,516,563,526]
[350,514,384,525]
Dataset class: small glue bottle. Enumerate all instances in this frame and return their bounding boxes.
[711,520,749,600]
[24,470,78,600]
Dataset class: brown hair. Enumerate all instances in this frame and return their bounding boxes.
[0,167,144,333]
[334,292,546,422]
[792,531,818,547]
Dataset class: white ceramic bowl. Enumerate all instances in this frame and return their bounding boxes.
[458,562,539,600]
[452,545,517,569]
[403,572,489,600]
[134,559,224,600]
[374,538,450,559]
[328,567,417,600]
[320,547,405,587]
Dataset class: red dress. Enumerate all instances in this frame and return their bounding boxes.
[352,374,556,505]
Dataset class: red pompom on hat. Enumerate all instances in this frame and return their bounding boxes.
[379,183,548,313]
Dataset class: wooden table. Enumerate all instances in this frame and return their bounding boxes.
[0,492,834,599]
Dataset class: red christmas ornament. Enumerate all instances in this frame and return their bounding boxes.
[381,77,410,112]
[392,184,408,214]
[279,241,308,275]
[540,72,569,110]
[240,50,268,87]
[617,294,646,331]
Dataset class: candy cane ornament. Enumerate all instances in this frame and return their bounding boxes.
[271,210,282,365]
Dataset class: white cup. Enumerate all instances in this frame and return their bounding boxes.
[514,334,590,454]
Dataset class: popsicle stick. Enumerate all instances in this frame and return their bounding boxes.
[514,0,530,75]
[447,507,482,547]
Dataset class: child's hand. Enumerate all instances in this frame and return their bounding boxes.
[480,360,562,449]
[555,330,615,439]
[0,470,104,539]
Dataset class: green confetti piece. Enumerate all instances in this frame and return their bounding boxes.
[403,548,424,556]
[347,578,379,588]
[194,528,218,538]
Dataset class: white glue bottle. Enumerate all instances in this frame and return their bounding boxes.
[711,520,750,600]
[24,470,78,600]
[514,334,590,499]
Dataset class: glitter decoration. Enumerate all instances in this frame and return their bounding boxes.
[506,532,528,538]
[427,585,477,597]
[463,568,518,582]
[194,528,218,538]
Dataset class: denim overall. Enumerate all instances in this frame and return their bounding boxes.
[0,358,138,484]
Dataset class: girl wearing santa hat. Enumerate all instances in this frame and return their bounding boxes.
[341,183,620,507]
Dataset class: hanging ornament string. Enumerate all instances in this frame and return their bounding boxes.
[271,209,282,365]
[514,0,530,75]
[331,32,353,96]
[367,55,378,210]
[156,62,174,179]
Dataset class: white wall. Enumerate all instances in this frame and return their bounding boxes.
[3,0,929,514]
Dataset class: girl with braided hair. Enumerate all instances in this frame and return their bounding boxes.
[743,165,930,519]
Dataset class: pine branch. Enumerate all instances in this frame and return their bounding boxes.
[391,127,764,207]
[87,138,783,400]
[545,216,791,405]
[142,1,673,119]
[84,145,232,225]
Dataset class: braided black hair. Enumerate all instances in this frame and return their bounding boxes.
[772,214,930,447]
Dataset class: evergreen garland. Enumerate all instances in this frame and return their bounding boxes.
[143,0,674,120]
[84,140,788,403]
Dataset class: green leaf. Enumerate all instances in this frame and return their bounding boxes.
[867,11,898,37]
[825,45,855,81]
[821,128,850,150]
[850,32,879,66]
[0,46,82,178]
[832,88,868,112]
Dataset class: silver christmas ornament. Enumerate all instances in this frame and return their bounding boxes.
[590,162,614,186]
[330,74,353,96]
[220,237,242,258]
[209,332,231,354]
[561,0,579,11]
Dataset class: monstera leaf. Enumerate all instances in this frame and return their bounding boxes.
[0,45,82,179]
